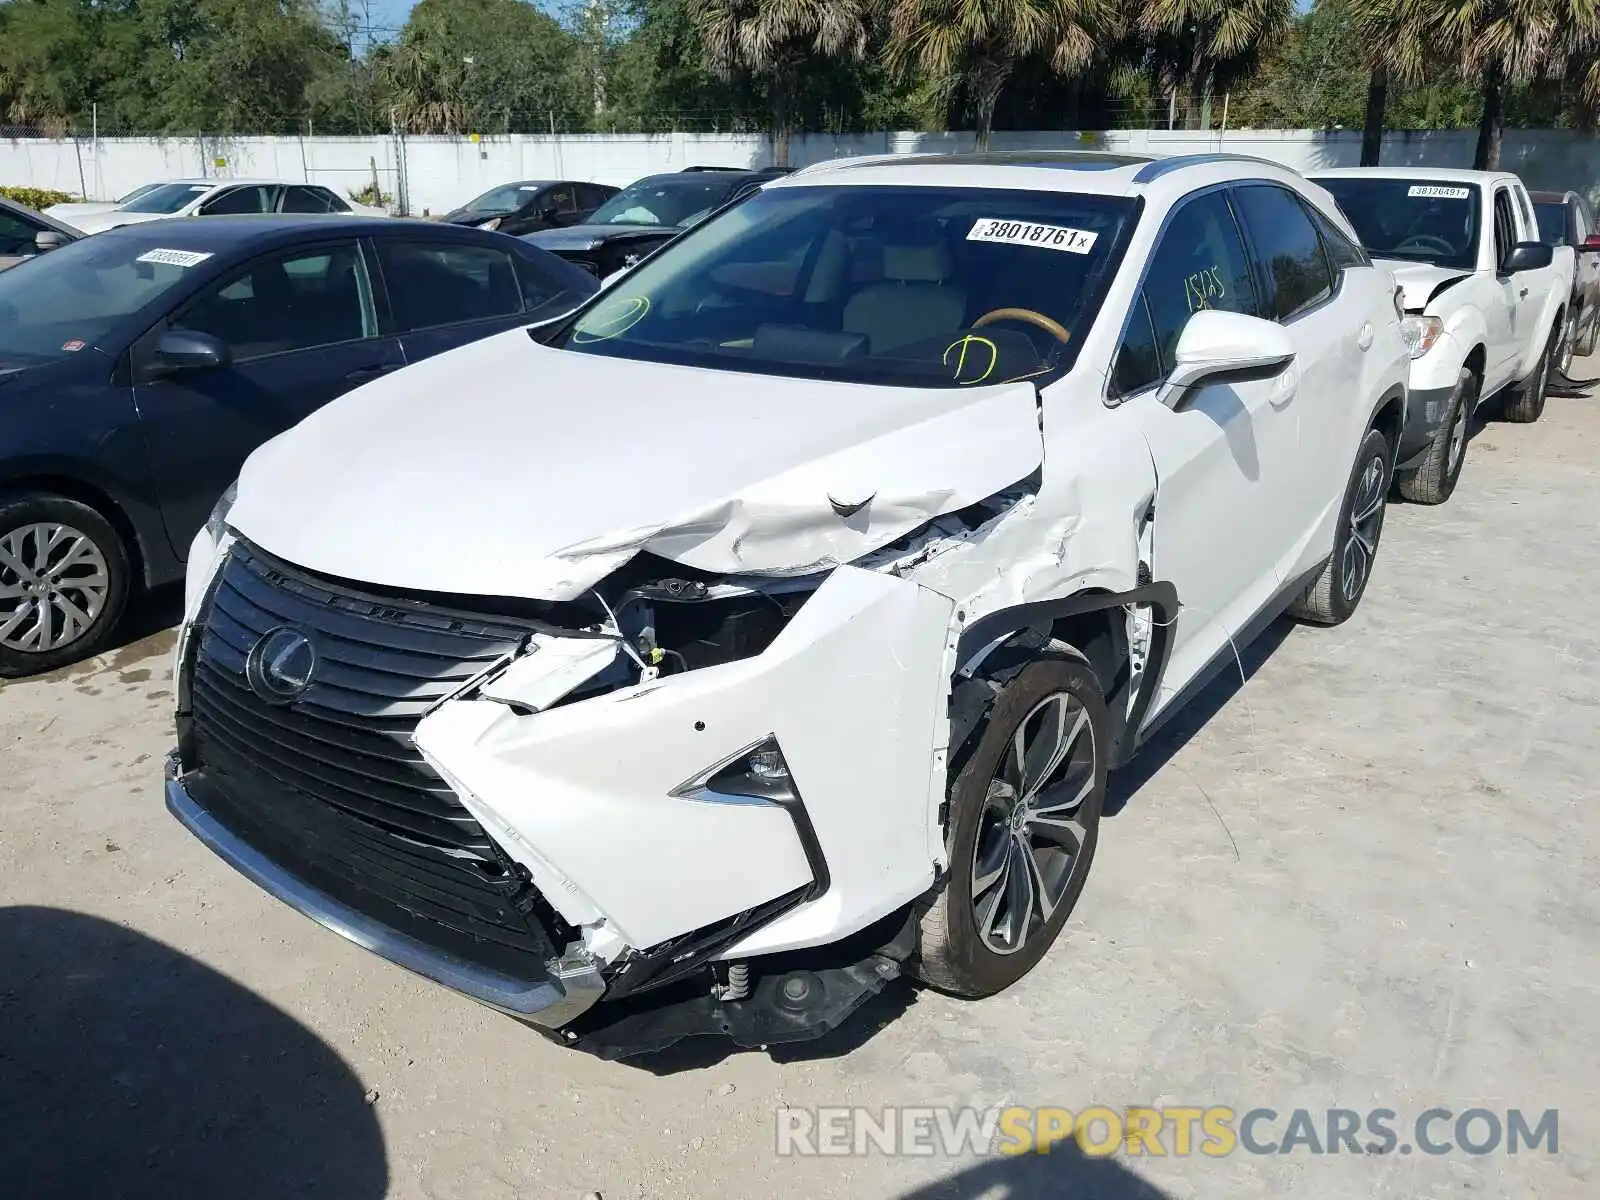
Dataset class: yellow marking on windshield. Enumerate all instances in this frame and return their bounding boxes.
[943,335,999,385]
[573,295,650,342]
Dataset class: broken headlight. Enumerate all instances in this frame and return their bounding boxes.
[1399,315,1444,360]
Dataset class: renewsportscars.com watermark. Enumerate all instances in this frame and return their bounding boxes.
[775,1106,1559,1159]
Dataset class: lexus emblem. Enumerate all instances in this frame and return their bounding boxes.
[246,626,317,704]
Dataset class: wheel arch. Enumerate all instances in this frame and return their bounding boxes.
[1367,384,1406,464]
[0,470,151,590]
[948,581,1179,777]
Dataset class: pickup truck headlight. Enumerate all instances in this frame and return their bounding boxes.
[1399,315,1445,359]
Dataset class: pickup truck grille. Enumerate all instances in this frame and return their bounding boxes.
[185,540,561,978]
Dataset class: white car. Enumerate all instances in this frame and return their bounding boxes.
[166,151,1409,1058]
[42,182,165,224]
[62,179,388,234]
[1310,167,1574,504]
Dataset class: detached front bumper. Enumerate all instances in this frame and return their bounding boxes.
[165,755,604,1028]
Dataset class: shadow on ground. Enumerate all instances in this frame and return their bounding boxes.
[897,1142,1173,1199]
[1107,616,1295,817]
[109,581,185,654]
[0,907,387,1198]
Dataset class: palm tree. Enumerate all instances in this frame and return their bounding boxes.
[1137,0,1292,130]
[1354,0,1600,169]
[888,0,1119,151]
[689,0,872,166]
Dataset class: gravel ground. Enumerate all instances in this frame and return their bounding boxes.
[3,361,1598,1200]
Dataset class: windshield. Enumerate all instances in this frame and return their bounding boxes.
[0,236,203,365]
[557,184,1138,388]
[1316,178,1481,270]
[118,183,210,214]
[115,183,163,205]
[586,176,745,229]
[465,183,543,213]
[1534,202,1568,246]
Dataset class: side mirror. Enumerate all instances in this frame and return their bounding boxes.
[1159,310,1295,408]
[33,230,67,252]
[1502,241,1553,274]
[154,329,231,374]
[1580,234,1600,254]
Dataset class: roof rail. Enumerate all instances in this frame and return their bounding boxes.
[1131,152,1291,183]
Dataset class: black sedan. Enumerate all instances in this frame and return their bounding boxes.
[440,179,618,237]
[0,195,80,271]
[1530,189,1600,372]
[523,168,784,278]
[0,214,597,676]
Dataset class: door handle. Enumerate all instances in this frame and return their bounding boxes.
[1357,322,1373,351]
[345,364,399,384]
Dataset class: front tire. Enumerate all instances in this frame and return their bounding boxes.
[1289,426,1391,626]
[0,492,130,678]
[908,656,1108,998]
[1397,368,1476,505]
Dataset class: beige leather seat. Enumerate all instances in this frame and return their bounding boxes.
[842,244,966,354]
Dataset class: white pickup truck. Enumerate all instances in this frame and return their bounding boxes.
[1309,168,1574,503]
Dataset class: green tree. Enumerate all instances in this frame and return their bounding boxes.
[689,0,872,164]
[385,0,585,133]
[887,0,1119,149]
[1137,0,1291,129]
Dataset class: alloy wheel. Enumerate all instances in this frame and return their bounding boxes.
[970,692,1097,956]
[0,522,112,653]
[1340,455,1387,602]
[1446,383,1472,476]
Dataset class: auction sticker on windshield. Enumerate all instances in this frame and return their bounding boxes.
[968,219,1098,254]
[135,249,214,268]
[1407,185,1472,200]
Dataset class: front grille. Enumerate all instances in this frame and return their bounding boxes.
[185,540,562,979]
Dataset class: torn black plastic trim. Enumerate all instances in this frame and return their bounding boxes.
[1427,274,1472,305]
[957,582,1179,767]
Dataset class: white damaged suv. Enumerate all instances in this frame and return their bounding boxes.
[167,151,1409,1058]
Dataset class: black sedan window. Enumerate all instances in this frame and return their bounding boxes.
[0,237,202,365]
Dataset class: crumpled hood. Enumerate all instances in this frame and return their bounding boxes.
[230,328,1044,601]
[1376,258,1474,311]
[524,224,670,252]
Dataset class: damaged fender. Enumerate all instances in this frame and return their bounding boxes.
[413,565,955,960]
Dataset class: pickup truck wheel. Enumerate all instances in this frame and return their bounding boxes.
[0,492,130,678]
[1500,324,1556,423]
[1397,368,1476,505]
[908,656,1107,998]
[1288,426,1391,626]
[1558,309,1578,376]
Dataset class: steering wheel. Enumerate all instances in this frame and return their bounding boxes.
[972,307,1071,344]
[1395,234,1456,256]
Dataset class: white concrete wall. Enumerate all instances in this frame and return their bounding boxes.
[5,127,1598,217]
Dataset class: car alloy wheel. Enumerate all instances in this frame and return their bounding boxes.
[0,521,113,653]
[1445,381,1472,477]
[969,691,1096,956]
[1340,453,1387,602]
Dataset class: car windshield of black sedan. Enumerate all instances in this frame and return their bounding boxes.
[465,183,544,212]
[557,185,1136,388]
[1317,178,1481,270]
[585,176,744,229]
[117,182,211,214]
[0,236,198,364]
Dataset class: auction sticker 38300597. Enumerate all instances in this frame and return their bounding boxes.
[967,219,1099,254]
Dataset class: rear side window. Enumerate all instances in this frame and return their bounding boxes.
[378,242,525,331]
[1232,185,1333,320]
[200,186,278,216]
[1301,198,1369,270]
[282,186,337,214]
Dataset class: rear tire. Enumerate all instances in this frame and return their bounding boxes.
[0,492,130,678]
[908,656,1108,998]
[1500,322,1557,423]
[1397,368,1476,505]
[1289,426,1391,627]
